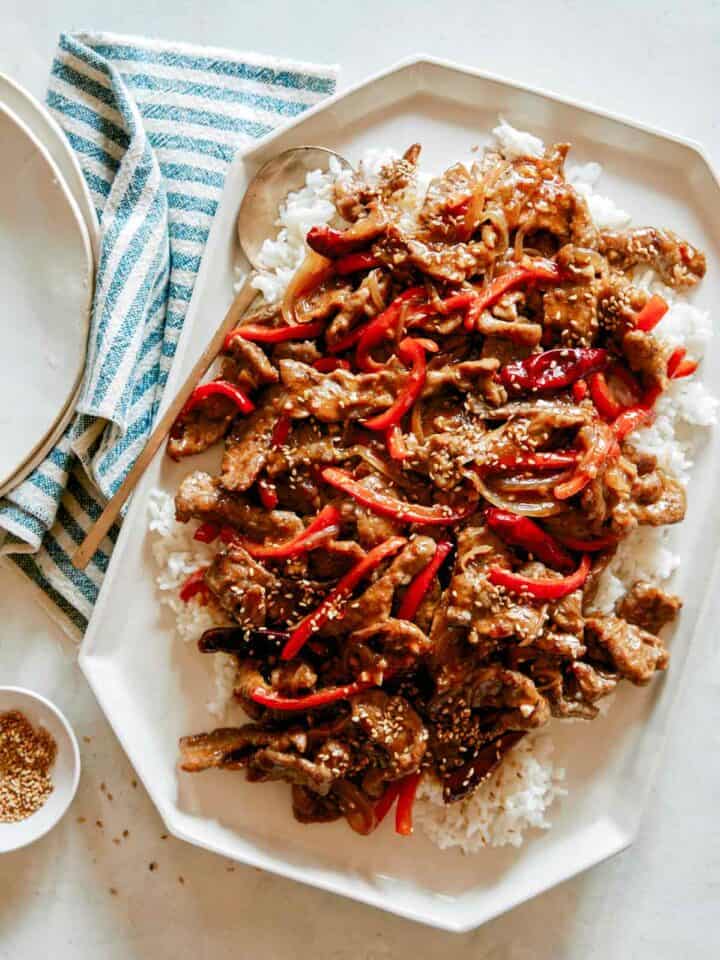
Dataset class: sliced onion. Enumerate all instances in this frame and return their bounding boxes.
[472,470,566,517]
[513,222,529,262]
[492,470,574,496]
[485,400,591,423]
[484,207,509,258]
[281,249,333,325]
[366,269,386,313]
[461,161,509,241]
[333,780,376,835]
[351,446,418,492]
[411,398,425,444]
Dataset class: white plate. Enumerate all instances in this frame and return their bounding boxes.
[0,72,100,258]
[0,686,81,853]
[79,57,720,932]
[0,102,93,492]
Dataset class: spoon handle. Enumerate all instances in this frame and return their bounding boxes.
[73,277,258,571]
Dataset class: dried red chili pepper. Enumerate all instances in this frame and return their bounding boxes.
[500,348,609,394]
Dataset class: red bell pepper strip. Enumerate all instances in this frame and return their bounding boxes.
[241,505,341,560]
[312,357,351,373]
[554,430,620,501]
[500,348,609,394]
[363,338,436,432]
[612,405,655,441]
[588,371,624,420]
[397,540,453,621]
[634,294,669,332]
[306,222,385,258]
[193,522,221,544]
[271,414,291,447]
[483,451,579,473]
[179,567,211,604]
[326,324,370,354]
[224,321,325,347]
[306,225,352,257]
[180,380,254,418]
[355,287,426,372]
[556,533,618,552]
[374,781,403,826]
[335,252,381,275]
[321,467,475,526]
[257,478,279,510]
[385,424,409,462]
[219,526,241,544]
[248,678,375,712]
[395,771,423,836]
[281,536,407,660]
[464,259,565,332]
[485,509,574,572]
[667,346,699,380]
[488,553,591,600]
[572,379,588,403]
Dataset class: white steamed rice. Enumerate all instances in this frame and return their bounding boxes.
[151,120,716,852]
[148,490,234,718]
[415,734,566,852]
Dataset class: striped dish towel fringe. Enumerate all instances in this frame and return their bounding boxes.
[0,32,337,640]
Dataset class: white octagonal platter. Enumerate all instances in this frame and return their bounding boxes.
[80,57,720,932]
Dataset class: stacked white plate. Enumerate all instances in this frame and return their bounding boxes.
[0,74,98,498]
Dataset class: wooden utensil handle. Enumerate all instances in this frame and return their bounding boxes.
[72,278,257,570]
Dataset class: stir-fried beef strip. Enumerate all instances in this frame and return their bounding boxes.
[170,138,699,835]
[615,581,682,634]
[221,391,285,492]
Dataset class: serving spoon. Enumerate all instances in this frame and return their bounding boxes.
[73,146,352,570]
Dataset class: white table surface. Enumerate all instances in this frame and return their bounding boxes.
[1,1,719,956]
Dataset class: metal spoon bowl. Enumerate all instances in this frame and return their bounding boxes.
[74,145,352,569]
[237,146,353,270]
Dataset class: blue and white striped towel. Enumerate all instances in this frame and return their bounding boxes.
[0,32,337,640]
